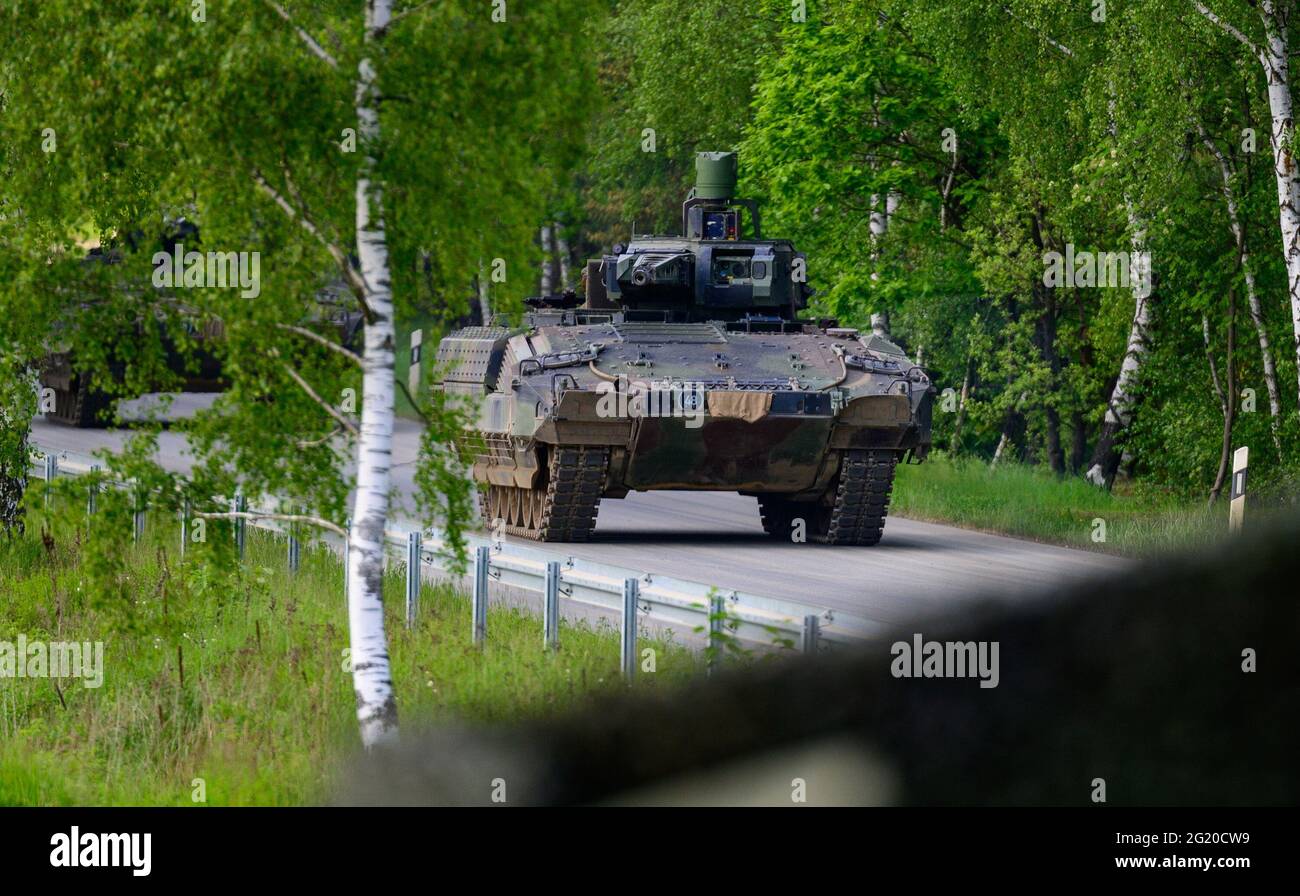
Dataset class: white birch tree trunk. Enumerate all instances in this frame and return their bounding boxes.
[950,357,972,452]
[869,192,886,233]
[0,366,32,537]
[991,430,1011,466]
[1196,0,1300,416]
[1199,123,1284,452]
[1258,2,1300,413]
[867,190,898,248]
[1086,85,1155,487]
[869,194,888,282]
[1085,209,1154,487]
[555,222,572,290]
[477,260,492,326]
[539,223,554,294]
[347,0,399,750]
[870,310,890,338]
[885,189,901,228]
[991,391,1027,467]
[868,100,886,281]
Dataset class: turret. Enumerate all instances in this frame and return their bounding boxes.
[597,151,808,320]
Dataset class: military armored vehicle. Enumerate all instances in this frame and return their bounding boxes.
[41,220,364,427]
[436,151,933,544]
[40,220,224,427]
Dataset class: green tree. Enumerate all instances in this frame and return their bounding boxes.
[0,0,599,746]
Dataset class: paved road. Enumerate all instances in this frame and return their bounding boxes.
[30,395,1127,626]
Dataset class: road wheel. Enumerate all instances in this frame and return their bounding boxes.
[480,446,608,542]
[758,450,899,546]
[47,376,112,428]
[814,449,899,545]
[757,495,801,541]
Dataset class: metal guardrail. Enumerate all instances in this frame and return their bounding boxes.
[29,446,886,661]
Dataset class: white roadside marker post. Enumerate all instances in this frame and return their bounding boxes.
[408,329,423,398]
[1229,446,1248,535]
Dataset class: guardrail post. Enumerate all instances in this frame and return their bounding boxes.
[132,492,146,544]
[343,516,351,602]
[801,614,820,655]
[180,499,189,560]
[233,493,246,560]
[288,510,301,574]
[43,454,56,508]
[472,545,489,645]
[707,592,725,676]
[621,578,639,680]
[543,560,560,650]
[405,531,421,629]
[87,465,99,517]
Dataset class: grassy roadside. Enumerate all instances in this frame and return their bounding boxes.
[0,510,698,806]
[891,453,1231,557]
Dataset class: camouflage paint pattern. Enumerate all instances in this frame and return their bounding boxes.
[436,313,932,499]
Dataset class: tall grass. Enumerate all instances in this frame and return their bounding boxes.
[0,507,697,806]
[892,453,1231,556]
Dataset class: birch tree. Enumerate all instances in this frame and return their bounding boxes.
[346,0,399,748]
[554,223,573,291]
[1083,224,1155,487]
[0,359,33,537]
[539,223,555,295]
[1197,117,1285,453]
[1,0,598,749]
[477,262,493,326]
[1088,80,1156,488]
[1194,0,1300,414]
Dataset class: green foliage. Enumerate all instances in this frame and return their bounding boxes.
[576,0,781,250]
[0,0,604,556]
[892,453,1237,556]
[413,387,478,574]
[0,498,698,806]
[577,0,1298,493]
[0,358,35,535]
[743,2,988,319]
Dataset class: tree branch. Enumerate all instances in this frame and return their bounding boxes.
[1203,315,1228,414]
[1002,5,1074,57]
[1193,2,1262,57]
[251,168,373,320]
[263,0,340,68]
[277,323,364,367]
[395,375,431,425]
[387,1,436,30]
[282,362,360,437]
[298,427,342,449]
[195,509,347,539]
